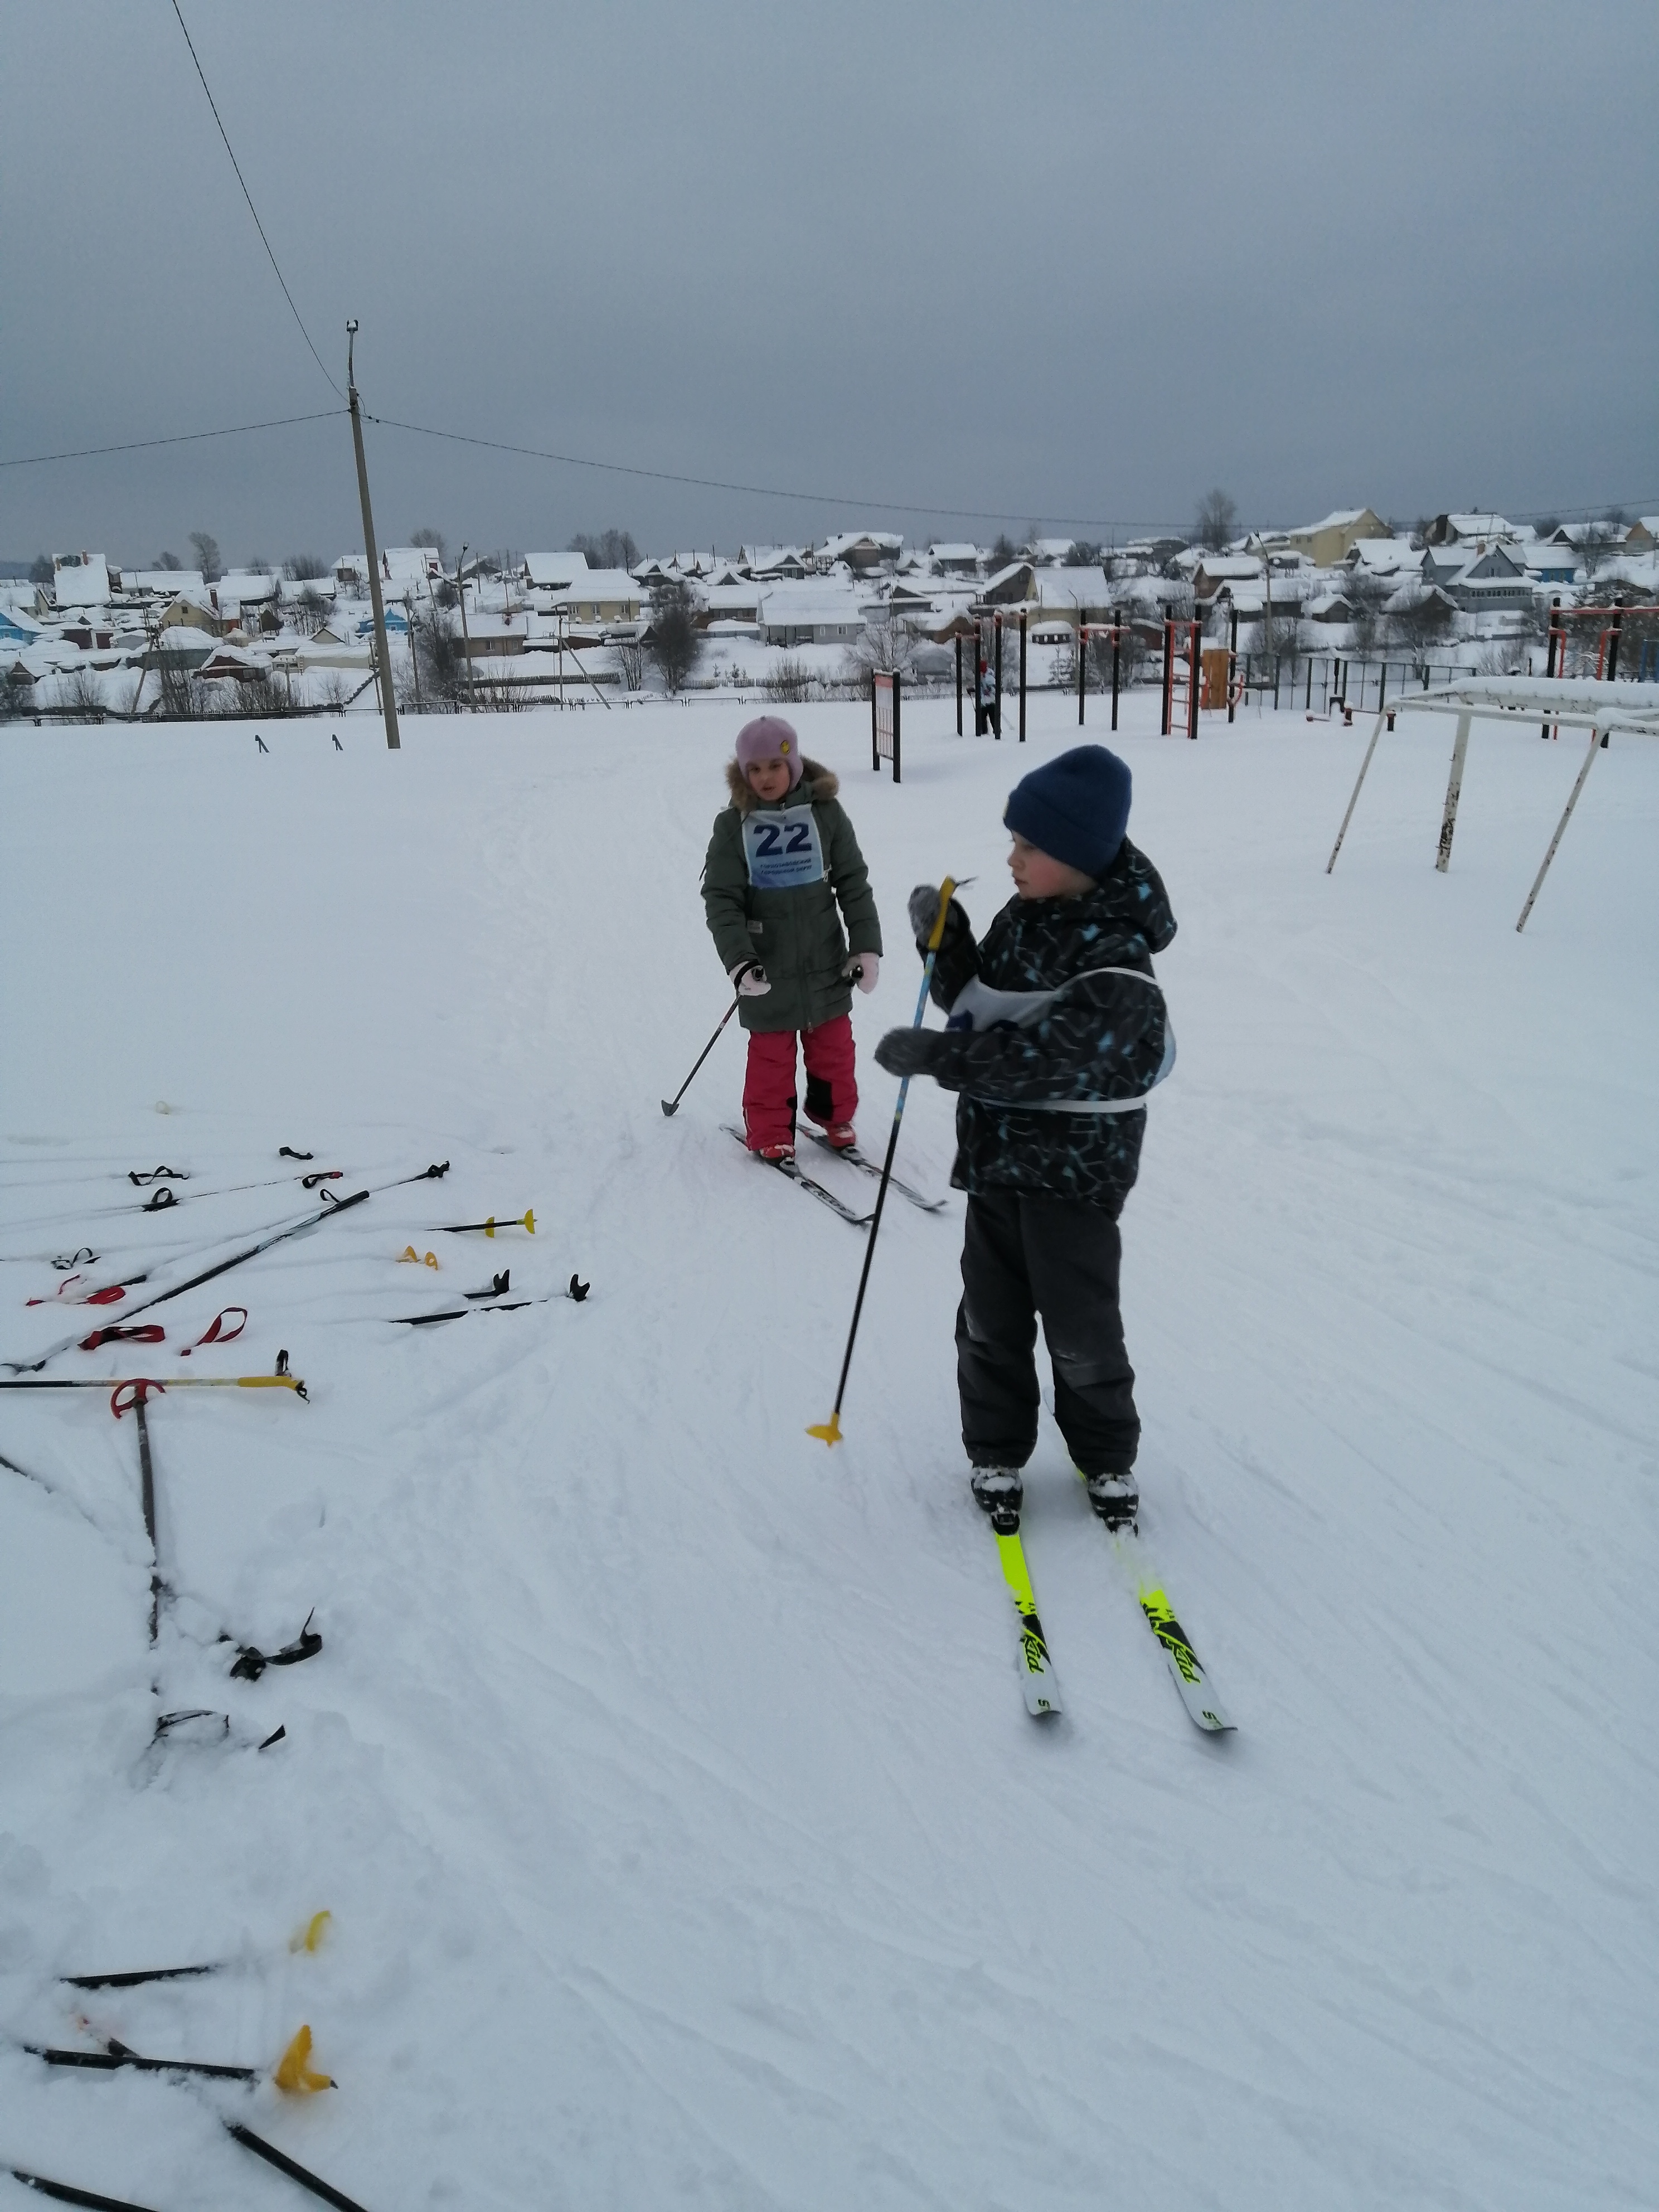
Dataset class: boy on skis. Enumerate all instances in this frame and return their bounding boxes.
[874,744,1175,1533]
[702,715,883,1162]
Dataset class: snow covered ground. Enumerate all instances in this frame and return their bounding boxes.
[1,690,1655,2211]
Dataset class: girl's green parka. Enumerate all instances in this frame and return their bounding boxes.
[701,756,882,1034]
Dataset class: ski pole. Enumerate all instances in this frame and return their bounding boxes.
[1,1173,423,1374]
[809,879,957,1447]
[661,992,741,1115]
[0,1373,308,1406]
[433,1209,534,1236]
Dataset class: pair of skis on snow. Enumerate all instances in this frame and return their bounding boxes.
[724,1125,944,1226]
[993,1484,1233,1734]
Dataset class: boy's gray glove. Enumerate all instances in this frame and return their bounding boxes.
[874,1027,942,1078]
[908,885,971,955]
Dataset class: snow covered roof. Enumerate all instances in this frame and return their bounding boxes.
[525,552,588,589]
[927,543,982,564]
[219,570,280,602]
[1346,539,1422,576]
[1440,513,1520,542]
[52,552,111,607]
[817,531,903,561]
[1025,539,1075,562]
[120,569,207,596]
[1296,508,1372,533]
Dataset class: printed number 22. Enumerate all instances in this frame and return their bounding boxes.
[755,823,812,856]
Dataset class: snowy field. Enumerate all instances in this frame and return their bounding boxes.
[1,689,1656,2211]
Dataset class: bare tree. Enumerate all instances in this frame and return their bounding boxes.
[234,668,294,718]
[1064,540,1103,567]
[289,584,329,636]
[155,550,183,571]
[408,603,469,709]
[284,553,326,581]
[988,532,1021,571]
[28,554,53,585]
[1578,520,1621,578]
[62,667,106,721]
[648,579,702,692]
[1195,490,1239,552]
[189,532,223,583]
[613,636,647,694]
[410,526,449,567]
[571,528,639,571]
[762,657,813,702]
[1346,570,1390,658]
[1387,588,1454,651]
[842,616,919,683]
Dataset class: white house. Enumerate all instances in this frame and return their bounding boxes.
[549,570,643,627]
[524,552,588,591]
[53,552,111,607]
[928,543,982,575]
[814,531,903,574]
[756,585,866,648]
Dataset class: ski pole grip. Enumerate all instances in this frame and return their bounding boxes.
[924,877,958,954]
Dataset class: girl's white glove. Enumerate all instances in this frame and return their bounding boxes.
[730,961,772,998]
[843,953,880,994]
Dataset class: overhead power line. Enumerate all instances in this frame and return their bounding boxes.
[0,396,1651,537]
[363,411,1159,532]
[0,410,348,470]
[169,0,343,400]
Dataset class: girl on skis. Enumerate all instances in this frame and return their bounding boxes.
[702,715,883,1162]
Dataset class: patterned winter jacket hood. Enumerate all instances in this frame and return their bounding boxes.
[921,837,1177,1209]
[702,755,883,1035]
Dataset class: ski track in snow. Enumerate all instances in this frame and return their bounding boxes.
[1,695,1656,2210]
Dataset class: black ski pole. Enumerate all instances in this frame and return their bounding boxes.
[662,992,741,1115]
[809,880,957,1445]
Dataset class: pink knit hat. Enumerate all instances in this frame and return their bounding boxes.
[735,714,804,789]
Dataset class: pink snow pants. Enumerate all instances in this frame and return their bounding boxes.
[743,1014,857,1151]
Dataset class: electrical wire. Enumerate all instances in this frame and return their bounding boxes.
[363,410,1146,531]
[0,411,348,470]
[169,0,343,400]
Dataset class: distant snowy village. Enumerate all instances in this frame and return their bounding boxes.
[5,501,1658,724]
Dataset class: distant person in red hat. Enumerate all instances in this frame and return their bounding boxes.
[702,716,884,1162]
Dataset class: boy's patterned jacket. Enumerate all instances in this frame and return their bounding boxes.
[916,837,1177,1210]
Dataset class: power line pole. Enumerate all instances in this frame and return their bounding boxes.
[345,319,400,750]
[457,543,477,711]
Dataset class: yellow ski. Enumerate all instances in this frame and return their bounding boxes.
[993,1524,1062,1717]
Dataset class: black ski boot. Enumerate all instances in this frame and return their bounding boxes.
[1085,1469,1139,1531]
[970,1466,1023,1534]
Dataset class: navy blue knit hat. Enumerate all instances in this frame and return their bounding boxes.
[1004,744,1132,879]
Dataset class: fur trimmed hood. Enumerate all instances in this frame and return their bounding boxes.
[724,755,838,815]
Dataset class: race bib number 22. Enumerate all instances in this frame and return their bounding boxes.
[743,803,825,889]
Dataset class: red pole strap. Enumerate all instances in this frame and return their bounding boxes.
[79,1323,167,1353]
[180,1307,248,1357]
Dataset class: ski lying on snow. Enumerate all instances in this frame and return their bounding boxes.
[722,1127,872,1226]
[801,1130,946,1212]
[991,1519,1062,1716]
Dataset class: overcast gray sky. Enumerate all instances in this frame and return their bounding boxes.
[3,1,1656,567]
